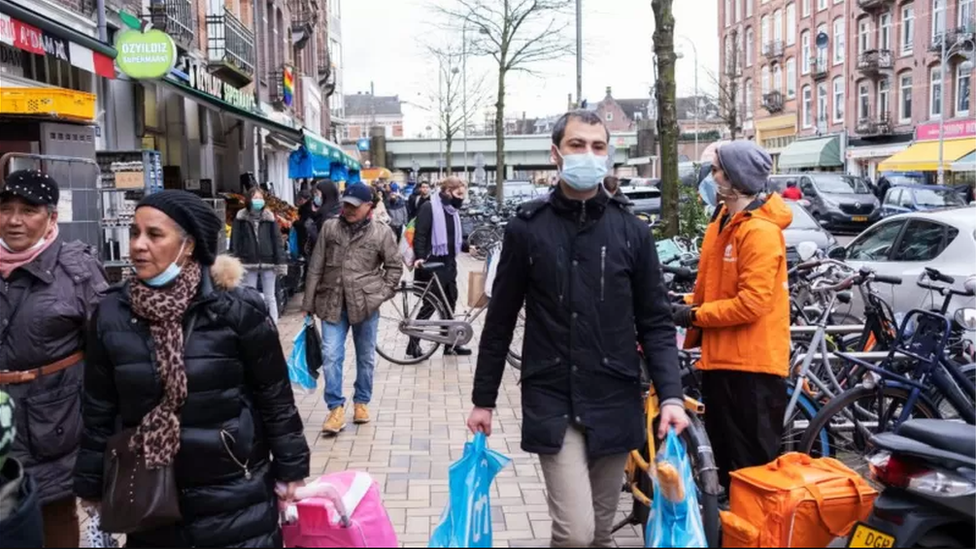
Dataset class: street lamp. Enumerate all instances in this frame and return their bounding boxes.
[676,35,700,161]
[462,20,470,183]
[936,33,975,186]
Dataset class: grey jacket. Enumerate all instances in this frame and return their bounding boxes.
[303,219,402,325]
[0,239,108,504]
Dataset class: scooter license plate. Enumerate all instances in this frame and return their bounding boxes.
[847,522,896,548]
[852,216,868,222]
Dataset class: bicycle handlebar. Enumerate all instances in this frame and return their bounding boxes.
[871,273,903,286]
[924,267,955,284]
[662,265,696,281]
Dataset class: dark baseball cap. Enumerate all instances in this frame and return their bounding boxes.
[1,170,60,207]
[340,183,374,207]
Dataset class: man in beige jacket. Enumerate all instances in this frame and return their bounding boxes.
[303,184,403,435]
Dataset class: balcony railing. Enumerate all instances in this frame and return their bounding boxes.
[857,0,892,11]
[207,10,256,85]
[150,0,194,48]
[930,26,976,54]
[857,49,894,77]
[762,91,784,113]
[810,57,829,81]
[763,40,785,60]
[290,0,317,49]
[856,113,893,136]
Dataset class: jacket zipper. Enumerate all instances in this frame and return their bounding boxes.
[220,430,252,480]
[600,246,607,302]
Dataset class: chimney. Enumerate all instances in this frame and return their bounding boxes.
[568,93,573,110]
[605,86,612,97]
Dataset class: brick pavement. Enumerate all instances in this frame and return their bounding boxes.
[281,255,646,548]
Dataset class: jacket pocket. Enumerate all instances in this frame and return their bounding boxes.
[598,357,641,382]
[23,383,83,461]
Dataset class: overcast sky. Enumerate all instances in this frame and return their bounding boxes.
[339,0,720,136]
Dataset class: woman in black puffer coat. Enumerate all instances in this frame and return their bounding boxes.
[74,191,309,548]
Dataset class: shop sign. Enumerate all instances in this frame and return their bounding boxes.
[0,43,25,77]
[183,58,256,112]
[916,119,976,141]
[5,17,43,55]
[41,32,68,62]
[115,29,177,79]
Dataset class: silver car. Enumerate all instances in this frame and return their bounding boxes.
[769,173,881,231]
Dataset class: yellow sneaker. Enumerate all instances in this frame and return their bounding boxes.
[353,403,371,424]
[322,407,346,435]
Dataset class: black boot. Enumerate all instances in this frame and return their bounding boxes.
[406,341,423,359]
[444,346,473,356]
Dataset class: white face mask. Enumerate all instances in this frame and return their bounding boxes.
[0,235,47,253]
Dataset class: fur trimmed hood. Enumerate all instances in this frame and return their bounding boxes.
[236,207,276,222]
[211,254,244,290]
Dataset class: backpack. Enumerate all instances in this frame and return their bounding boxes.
[720,453,877,548]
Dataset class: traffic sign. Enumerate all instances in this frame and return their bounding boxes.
[357,138,370,151]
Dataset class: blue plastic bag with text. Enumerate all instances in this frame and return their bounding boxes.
[428,433,510,548]
[645,429,707,548]
[286,318,317,394]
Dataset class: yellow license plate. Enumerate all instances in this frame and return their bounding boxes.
[852,216,868,222]
[848,522,896,548]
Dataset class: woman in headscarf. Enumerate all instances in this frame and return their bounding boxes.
[1,170,108,547]
[304,179,340,255]
[230,187,287,323]
[408,176,471,357]
[74,190,310,547]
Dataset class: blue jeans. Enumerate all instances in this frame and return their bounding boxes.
[322,309,379,410]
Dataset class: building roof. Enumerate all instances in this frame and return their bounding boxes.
[676,95,720,121]
[616,98,651,121]
[344,94,403,117]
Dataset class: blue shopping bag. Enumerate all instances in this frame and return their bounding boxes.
[429,433,511,548]
[286,317,317,394]
[288,226,300,260]
[645,429,707,548]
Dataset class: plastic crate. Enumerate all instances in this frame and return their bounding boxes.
[0,87,97,121]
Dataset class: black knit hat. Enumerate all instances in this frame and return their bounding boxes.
[136,190,222,266]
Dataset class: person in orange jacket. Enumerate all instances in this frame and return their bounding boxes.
[673,140,792,491]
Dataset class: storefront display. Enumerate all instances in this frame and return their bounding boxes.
[95,150,162,271]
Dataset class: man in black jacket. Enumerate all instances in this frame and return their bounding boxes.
[406,180,431,221]
[468,110,688,548]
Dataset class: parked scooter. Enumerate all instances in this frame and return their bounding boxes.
[838,419,975,548]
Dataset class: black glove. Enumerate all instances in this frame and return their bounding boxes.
[672,305,696,328]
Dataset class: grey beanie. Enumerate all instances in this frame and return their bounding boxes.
[715,141,772,196]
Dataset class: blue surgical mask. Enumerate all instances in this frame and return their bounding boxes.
[556,150,608,191]
[313,195,323,207]
[250,199,265,211]
[699,174,718,208]
[142,239,188,288]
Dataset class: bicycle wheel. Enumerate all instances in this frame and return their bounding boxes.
[375,285,450,365]
[782,386,829,456]
[798,385,939,475]
[505,308,526,370]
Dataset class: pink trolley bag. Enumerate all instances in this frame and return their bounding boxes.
[281,471,398,548]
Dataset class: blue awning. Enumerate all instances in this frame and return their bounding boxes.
[288,130,362,179]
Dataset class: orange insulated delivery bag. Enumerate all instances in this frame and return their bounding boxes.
[720,453,877,548]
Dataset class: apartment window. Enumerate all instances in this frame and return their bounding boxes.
[833,18,845,64]
[833,76,844,122]
[902,4,914,54]
[859,83,870,119]
[726,0,732,26]
[801,31,811,73]
[774,64,783,92]
[746,0,753,17]
[880,12,892,51]
[802,85,812,127]
[818,0,827,11]
[879,78,890,118]
[786,58,797,98]
[786,4,796,45]
[746,27,755,67]
[962,0,975,30]
[735,0,742,22]
[802,0,811,17]
[958,63,973,116]
[762,65,770,94]
[606,112,614,122]
[900,73,913,121]
[746,79,754,118]
[859,19,871,54]
[818,82,829,126]
[761,15,770,47]
[932,0,946,40]
[817,24,829,66]
[930,67,942,118]
[774,10,784,43]
[725,35,734,72]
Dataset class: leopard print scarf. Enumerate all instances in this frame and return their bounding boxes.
[128,261,202,469]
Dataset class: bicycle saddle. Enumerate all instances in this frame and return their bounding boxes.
[419,262,446,271]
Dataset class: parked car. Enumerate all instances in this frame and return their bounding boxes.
[783,200,837,263]
[881,184,968,217]
[769,173,881,231]
[488,180,545,202]
[619,185,661,218]
[828,207,976,318]
[619,177,661,188]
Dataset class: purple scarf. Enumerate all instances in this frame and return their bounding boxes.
[431,192,462,257]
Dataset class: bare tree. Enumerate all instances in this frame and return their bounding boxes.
[436,0,573,204]
[420,44,488,175]
[705,28,744,141]
[652,0,680,237]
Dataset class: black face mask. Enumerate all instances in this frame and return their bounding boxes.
[443,194,463,209]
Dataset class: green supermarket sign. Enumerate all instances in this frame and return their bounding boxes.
[115,29,177,79]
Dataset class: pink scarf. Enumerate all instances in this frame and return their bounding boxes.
[0,224,59,279]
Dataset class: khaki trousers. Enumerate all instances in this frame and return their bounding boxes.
[538,426,630,548]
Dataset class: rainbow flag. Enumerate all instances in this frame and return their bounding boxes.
[282,66,294,107]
